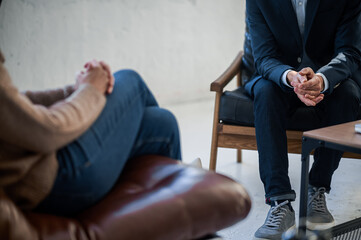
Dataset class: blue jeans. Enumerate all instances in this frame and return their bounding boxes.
[252,78,360,204]
[36,70,181,216]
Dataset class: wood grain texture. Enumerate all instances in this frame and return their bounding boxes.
[219,125,303,140]
[304,120,361,150]
[210,92,222,171]
[217,124,361,159]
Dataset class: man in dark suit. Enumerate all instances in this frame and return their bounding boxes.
[246,0,361,239]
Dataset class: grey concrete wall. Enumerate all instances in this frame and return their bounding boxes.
[0,0,245,105]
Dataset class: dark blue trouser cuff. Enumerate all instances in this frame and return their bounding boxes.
[266,190,296,205]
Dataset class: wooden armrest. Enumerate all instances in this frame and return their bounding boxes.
[210,51,243,92]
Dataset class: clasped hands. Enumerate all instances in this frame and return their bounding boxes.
[287,67,324,106]
[75,60,114,95]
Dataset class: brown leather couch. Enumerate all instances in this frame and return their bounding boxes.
[9,155,251,240]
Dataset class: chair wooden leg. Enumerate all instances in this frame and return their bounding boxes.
[210,138,218,171]
[210,92,221,171]
[237,149,242,163]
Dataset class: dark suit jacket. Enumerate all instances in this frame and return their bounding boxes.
[245,0,361,96]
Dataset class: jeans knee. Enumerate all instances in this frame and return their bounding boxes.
[159,108,180,137]
[113,69,146,92]
[159,108,181,159]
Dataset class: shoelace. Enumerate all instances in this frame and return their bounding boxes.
[309,187,327,213]
[265,200,289,228]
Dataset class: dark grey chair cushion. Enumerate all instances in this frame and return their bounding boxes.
[219,87,325,131]
[219,86,361,131]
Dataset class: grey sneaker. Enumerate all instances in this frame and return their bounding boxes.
[254,201,296,240]
[307,186,335,230]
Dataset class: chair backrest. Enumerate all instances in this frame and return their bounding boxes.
[241,17,255,86]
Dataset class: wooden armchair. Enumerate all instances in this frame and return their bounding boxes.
[209,51,361,171]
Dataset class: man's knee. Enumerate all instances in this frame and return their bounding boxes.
[252,79,288,114]
[344,80,360,106]
[330,80,361,111]
[324,80,361,123]
[253,79,282,102]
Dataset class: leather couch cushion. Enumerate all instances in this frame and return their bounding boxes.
[24,155,251,240]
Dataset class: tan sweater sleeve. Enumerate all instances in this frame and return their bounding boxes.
[0,62,107,153]
[23,85,76,107]
[0,194,38,240]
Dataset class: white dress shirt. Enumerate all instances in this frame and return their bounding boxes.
[281,0,329,91]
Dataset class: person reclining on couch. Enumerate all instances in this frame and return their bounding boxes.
[0,49,181,216]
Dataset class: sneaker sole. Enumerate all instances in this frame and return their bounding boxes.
[306,220,335,230]
[253,224,296,240]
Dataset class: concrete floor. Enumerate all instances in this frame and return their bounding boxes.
[165,99,361,240]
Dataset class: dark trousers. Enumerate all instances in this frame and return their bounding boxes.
[252,78,361,203]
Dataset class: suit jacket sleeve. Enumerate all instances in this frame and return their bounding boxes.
[246,0,294,91]
[317,0,361,94]
[0,62,106,153]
